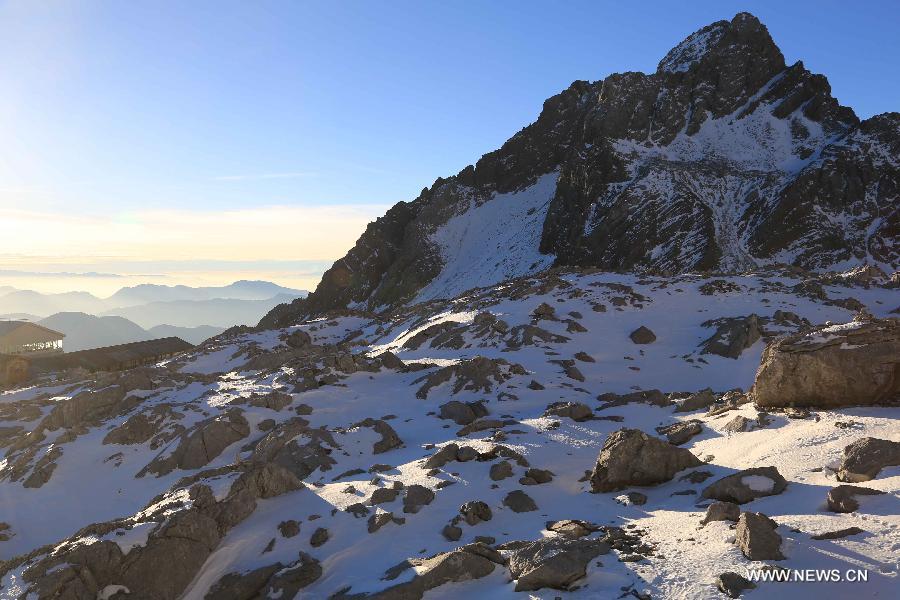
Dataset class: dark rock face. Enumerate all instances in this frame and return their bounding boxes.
[503,490,538,512]
[701,466,788,504]
[629,326,657,345]
[753,318,900,408]
[837,437,900,482]
[260,12,897,325]
[590,428,702,492]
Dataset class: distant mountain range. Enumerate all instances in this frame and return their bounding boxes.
[34,312,225,350]
[0,280,306,330]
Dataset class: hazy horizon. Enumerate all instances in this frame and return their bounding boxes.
[3,1,898,296]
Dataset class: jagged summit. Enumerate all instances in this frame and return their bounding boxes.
[261,12,897,327]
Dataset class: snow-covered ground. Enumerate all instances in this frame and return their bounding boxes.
[0,269,897,599]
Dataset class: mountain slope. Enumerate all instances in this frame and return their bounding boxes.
[106,280,306,308]
[33,313,226,350]
[104,293,304,329]
[37,312,152,351]
[2,268,897,599]
[261,12,898,328]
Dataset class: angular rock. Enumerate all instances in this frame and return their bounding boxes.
[507,537,610,592]
[590,428,702,492]
[460,501,492,525]
[701,501,741,525]
[655,420,702,445]
[734,512,784,560]
[439,400,488,425]
[503,490,538,512]
[753,318,900,408]
[837,437,900,482]
[629,326,657,344]
[826,484,886,512]
[701,466,787,504]
[544,401,593,422]
[717,571,757,598]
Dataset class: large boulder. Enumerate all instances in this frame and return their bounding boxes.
[753,318,900,408]
[590,428,702,492]
[507,537,610,592]
[836,437,900,482]
[701,466,787,504]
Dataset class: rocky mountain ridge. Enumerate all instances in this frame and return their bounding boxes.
[262,12,898,328]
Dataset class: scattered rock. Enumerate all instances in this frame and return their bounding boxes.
[826,484,886,512]
[629,326,657,344]
[674,388,717,412]
[811,526,865,540]
[735,512,784,560]
[490,461,514,481]
[837,437,900,482]
[700,315,763,359]
[460,501,493,525]
[403,484,436,513]
[717,571,757,598]
[544,401,593,422]
[701,501,740,526]
[507,537,610,592]
[590,428,702,492]
[503,490,538,512]
[439,400,489,425]
[278,520,300,538]
[310,527,329,547]
[701,466,787,504]
[655,420,702,445]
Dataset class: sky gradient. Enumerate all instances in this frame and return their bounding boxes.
[2,0,898,294]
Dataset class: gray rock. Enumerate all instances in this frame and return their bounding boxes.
[655,420,702,445]
[590,428,702,492]
[403,484,435,513]
[371,487,400,505]
[507,537,610,592]
[700,315,763,359]
[674,388,717,412]
[629,326,657,344]
[366,544,500,599]
[701,501,741,525]
[544,401,593,422]
[503,490,538,512]
[837,437,900,482]
[701,466,787,504]
[826,484,886,512]
[489,460,514,481]
[753,318,900,408]
[460,501,492,525]
[735,512,784,560]
[717,571,757,598]
[438,400,488,425]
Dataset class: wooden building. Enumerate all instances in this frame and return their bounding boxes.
[0,321,65,355]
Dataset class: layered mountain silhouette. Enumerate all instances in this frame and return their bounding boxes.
[262,12,898,328]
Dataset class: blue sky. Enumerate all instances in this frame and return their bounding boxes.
[1,0,897,293]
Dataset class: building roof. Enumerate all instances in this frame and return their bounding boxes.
[22,336,194,373]
[0,321,65,344]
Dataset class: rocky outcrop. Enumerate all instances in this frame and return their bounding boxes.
[836,437,900,482]
[753,318,900,408]
[590,428,702,492]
